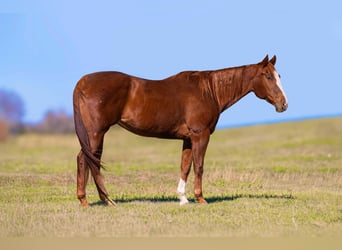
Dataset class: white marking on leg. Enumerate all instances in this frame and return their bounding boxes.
[177,178,189,206]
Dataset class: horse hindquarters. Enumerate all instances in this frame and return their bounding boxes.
[73,85,116,206]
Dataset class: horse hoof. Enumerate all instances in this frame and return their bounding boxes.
[106,198,116,206]
[198,198,208,204]
[80,200,89,207]
[179,200,189,206]
[178,194,189,206]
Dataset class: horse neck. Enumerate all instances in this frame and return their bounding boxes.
[208,65,256,112]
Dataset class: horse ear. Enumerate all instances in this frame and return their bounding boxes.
[259,55,269,67]
[269,55,277,65]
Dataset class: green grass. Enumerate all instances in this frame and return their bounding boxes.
[0,117,341,237]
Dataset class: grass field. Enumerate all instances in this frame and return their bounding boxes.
[0,117,341,237]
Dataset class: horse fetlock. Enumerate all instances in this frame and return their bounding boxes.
[194,189,207,204]
[194,188,202,196]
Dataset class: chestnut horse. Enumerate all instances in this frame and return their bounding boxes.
[73,55,288,206]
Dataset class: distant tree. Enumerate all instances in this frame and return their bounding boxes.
[0,119,9,142]
[37,110,74,134]
[0,89,25,137]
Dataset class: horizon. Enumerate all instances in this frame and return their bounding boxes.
[217,113,342,129]
[19,111,342,131]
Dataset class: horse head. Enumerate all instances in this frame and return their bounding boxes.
[252,55,288,112]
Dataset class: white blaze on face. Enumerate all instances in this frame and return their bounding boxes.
[177,178,189,206]
[273,71,288,105]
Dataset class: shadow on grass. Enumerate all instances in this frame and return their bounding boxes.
[206,192,295,203]
[89,196,179,207]
[89,192,294,206]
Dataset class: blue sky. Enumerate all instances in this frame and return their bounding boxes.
[1,0,341,127]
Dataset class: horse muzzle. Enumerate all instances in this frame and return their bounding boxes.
[276,101,288,112]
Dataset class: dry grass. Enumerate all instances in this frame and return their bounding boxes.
[0,117,341,237]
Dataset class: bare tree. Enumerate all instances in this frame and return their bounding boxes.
[0,89,25,138]
[0,119,9,142]
[37,110,74,134]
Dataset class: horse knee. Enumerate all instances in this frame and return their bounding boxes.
[194,165,204,176]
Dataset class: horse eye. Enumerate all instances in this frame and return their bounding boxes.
[266,75,272,80]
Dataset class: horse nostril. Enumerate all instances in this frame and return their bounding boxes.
[283,102,288,110]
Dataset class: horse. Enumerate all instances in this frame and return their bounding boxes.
[73,55,288,207]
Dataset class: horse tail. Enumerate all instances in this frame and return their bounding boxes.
[73,87,103,173]
[73,85,116,206]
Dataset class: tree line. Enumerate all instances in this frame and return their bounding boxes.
[0,88,74,141]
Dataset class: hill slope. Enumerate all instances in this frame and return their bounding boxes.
[0,117,341,237]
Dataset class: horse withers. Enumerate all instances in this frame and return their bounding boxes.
[73,55,288,207]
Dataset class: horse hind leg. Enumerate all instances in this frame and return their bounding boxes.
[77,150,90,207]
[88,130,116,206]
[76,132,115,207]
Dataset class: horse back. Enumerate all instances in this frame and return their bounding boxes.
[74,71,219,138]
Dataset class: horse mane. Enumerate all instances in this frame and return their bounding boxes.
[196,66,248,110]
[170,65,255,111]
[170,70,217,99]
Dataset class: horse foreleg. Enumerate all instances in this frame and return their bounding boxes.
[77,151,90,207]
[177,139,192,206]
[191,130,210,204]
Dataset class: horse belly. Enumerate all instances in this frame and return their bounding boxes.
[119,106,185,139]
[118,80,193,138]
